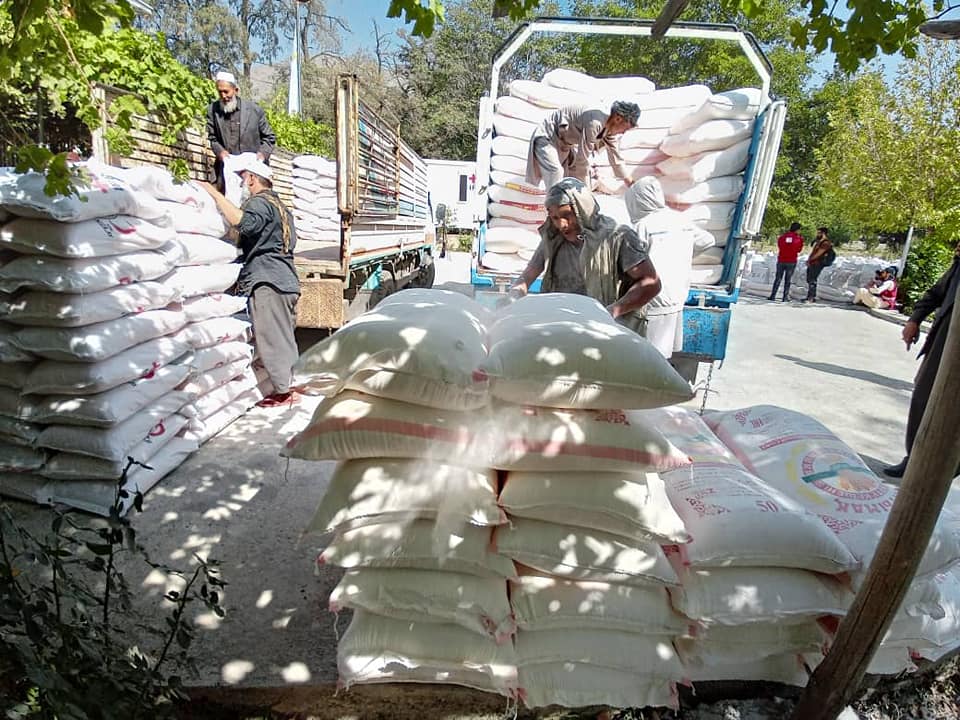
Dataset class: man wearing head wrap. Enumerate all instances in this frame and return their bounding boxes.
[206,70,277,195]
[508,178,661,332]
[525,101,640,193]
[623,177,705,357]
[853,265,899,309]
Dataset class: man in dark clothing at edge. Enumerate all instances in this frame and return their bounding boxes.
[200,157,301,408]
[884,239,960,478]
[206,71,277,192]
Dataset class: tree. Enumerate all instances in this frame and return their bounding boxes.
[386,0,951,74]
[816,38,960,244]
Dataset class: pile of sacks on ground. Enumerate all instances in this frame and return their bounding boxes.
[742,251,894,303]
[483,68,761,287]
[282,287,960,711]
[0,161,264,515]
[290,155,339,245]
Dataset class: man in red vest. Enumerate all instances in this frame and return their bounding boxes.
[853,266,899,310]
[768,222,804,302]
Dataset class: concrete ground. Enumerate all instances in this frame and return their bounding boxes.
[5,251,931,716]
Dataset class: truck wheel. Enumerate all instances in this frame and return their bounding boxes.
[411,262,436,288]
[368,268,397,308]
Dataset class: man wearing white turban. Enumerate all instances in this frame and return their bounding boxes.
[206,70,276,194]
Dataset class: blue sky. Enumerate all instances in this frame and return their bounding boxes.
[327,0,408,53]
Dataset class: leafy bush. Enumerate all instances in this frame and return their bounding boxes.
[0,463,225,719]
[266,110,334,158]
[899,238,955,315]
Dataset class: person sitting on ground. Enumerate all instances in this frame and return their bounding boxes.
[199,157,301,408]
[853,265,899,310]
[506,177,662,334]
[526,101,641,193]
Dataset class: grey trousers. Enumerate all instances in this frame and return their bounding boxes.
[532,137,587,191]
[249,285,299,395]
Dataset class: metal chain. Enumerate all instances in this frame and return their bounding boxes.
[698,362,715,416]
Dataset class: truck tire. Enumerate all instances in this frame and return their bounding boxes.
[369,267,397,308]
[410,261,436,289]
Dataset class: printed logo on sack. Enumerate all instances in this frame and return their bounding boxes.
[594,409,629,426]
[149,422,165,437]
[800,447,888,502]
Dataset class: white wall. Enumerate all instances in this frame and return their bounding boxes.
[425,160,476,230]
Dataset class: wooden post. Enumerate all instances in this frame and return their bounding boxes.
[790,280,960,720]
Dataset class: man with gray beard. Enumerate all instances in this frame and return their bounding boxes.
[206,70,276,192]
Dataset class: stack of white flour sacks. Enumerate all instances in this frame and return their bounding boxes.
[483,68,760,287]
[284,287,960,712]
[0,161,263,515]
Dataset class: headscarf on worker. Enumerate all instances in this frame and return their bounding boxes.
[538,177,642,308]
[624,175,666,221]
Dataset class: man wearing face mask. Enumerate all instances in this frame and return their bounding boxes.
[507,177,662,333]
[199,157,300,408]
[206,70,276,195]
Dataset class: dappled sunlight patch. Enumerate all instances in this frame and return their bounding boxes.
[279,661,311,683]
[221,659,255,684]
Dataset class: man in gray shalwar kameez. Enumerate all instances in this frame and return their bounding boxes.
[200,157,301,408]
[525,100,641,192]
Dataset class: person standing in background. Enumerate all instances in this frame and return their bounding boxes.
[768,222,804,302]
[884,240,960,478]
[206,71,277,196]
[804,226,834,303]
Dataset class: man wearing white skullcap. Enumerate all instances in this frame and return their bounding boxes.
[206,68,276,194]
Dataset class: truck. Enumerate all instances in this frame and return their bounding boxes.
[471,18,787,382]
[291,74,436,332]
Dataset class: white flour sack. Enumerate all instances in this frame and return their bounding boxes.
[161,201,226,237]
[643,407,857,573]
[0,282,178,328]
[319,519,517,578]
[178,293,248,323]
[542,68,655,97]
[705,406,960,581]
[689,265,723,285]
[491,402,690,473]
[37,390,193,462]
[284,391,489,464]
[0,321,34,362]
[480,252,528,275]
[885,570,960,657]
[661,175,744,205]
[0,170,170,223]
[0,243,182,294]
[492,114,538,142]
[509,571,689,635]
[679,202,736,231]
[173,235,237,265]
[676,622,826,667]
[668,565,853,625]
[0,361,32,389]
[483,225,541,254]
[166,263,241,298]
[687,654,810,686]
[306,458,504,534]
[657,140,751,183]
[338,610,518,695]
[500,470,688,543]
[491,135,529,159]
[295,289,490,410]
[0,215,175,258]
[515,627,683,678]
[0,442,47,472]
[672,87,765,134]
[23,335,191,395]
[191,340,254,373]
[488,184,545,208]
[21,363,191,427]
[488,172,544,196]
[177,359,246,396]
[0,415,42,446]
[693,247,725,265]
[190,371,257,420]
[171,316,250,349]
[484,293,693,409]
[660,119,754,158]
[509,79,590,109]
[330,568,514,642]
[518,663,678,710]
[12,309,186,362]
[619,126,671,150]
[41,412,190,481]
[489,153,529,176]
[494,96,550,124]
[495,518,678,587]
[488,201,544,225]
[115,165,217,211]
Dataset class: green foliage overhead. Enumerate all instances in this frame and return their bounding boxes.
[266,108,334,157]
[389,0,945,75]
[899,238,956,314]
